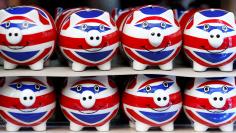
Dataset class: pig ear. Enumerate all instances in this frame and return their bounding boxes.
[193,12,209,26]
[69,13,81,26]
[221,12,235,27]
[160,9,175,24]
[25,10,39,22]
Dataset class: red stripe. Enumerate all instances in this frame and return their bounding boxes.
[0,109,55,126]
[136,16,171,24]
[0,91,55,109]
[60,92,119,111]
[0,29,56,47]
[184,94,236,109]
[121,30,182,49]
[72,80,104,87]
[199,19,233,28]
[3,16,34,23]
[198,80,232,88]
[77,19,109,26]
[124,45,181,65]
[59,31,119,49]
[62,108,118,126]
[185,109,236,127]
[139,78,172,89]
[11,78,45,86]
[0,47,52,65]
[123,91,182,108]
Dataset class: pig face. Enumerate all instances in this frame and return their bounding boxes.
[184,77,236,127]
[60,76,119,126]
[0,77,56,127]
[122,75,182,126]
[121,5,182,65]
[59,9,119,66]
[0,6,56,65]
[184,9,236,67]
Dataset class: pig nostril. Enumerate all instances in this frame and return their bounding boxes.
[163,97,167,101]
[23,97,27,100]
[82,97,86,101]
[213,97,217,101]
[157,33,161,37]
[88,96,92,99]
[96,36,100,40]
[9,33,12,36]
[210,35,214,38]
[157,97,161,101]
[219,97,223,101]
[216,34,220,38]
[29,96,33,100]
[14,33,18,36]
[151,32,155,36]
[90,37,94,40]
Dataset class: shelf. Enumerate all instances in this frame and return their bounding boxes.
[0,66,235,77]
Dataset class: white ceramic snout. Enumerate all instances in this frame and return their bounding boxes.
[153,90,170,107]
[85,30,102,47]
[207,29,225,48]
[6,28,23,45]
[148,27,164,47]
[80,91,96,109]
[209,92,226,109]
[19,89,36,107]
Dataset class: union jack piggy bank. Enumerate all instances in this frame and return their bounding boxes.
[120,5,182,70]
[184,77,236,131]
[184,9,236,71]
[0,77,56,131]
[122,75,182,131]
[0,6,56,70]
[60,76,119,131]
[58,8,119,71]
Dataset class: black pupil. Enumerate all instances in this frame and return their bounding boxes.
[146,86,151,91]
[100,25,104,30]
[17,83,21,88]
[204,87,209,91]
[163,82,168,87]
[223,86,227,91]
[161,23,165,27]
[95,86,99,91]
[36,85,40,89]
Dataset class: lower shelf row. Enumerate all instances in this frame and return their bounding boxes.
[0,75,235,132]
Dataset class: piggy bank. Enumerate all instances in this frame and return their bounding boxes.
[122,75,182,131]
[0,6,56,70]
[120,5,182,71]
[0,77,56,131]
[58,8,119,71]
[183,9,236,71]
[60,76,119,131]
[184,77,236,131]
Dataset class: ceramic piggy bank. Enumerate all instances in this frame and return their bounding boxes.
[184,77,236,131]
[60,76,119,131]
[184,9,236,71]
[58,8,119,71]
[120,5,182,71]
[0,6,56,70]
[0,77,56,131]
[122,75,182,131]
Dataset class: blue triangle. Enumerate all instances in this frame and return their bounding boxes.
[75,50,112,62]
[139,111,177,122]
[9,112,46,123]
[2,50,39,61]
[71,112,109,124]
[197,112,235,123]
[136,49,174,61]
[194,51,232,63]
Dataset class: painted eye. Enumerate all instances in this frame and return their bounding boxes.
[163,81,169,87]
[203,86,210,92]
[99,24,105,31]
[204,24,210,31]
[22,21,29,28]
[5,21,10,28]
[142,21,148,28]
[76,85,82,92]
[145,85,152,92]
[94,85,100,92]
[222,85,228,92]
[160,22,166,28]
[81,24,87,30]
[35,84,40,90]
[222,25,228,32]
[16,83,22,89]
